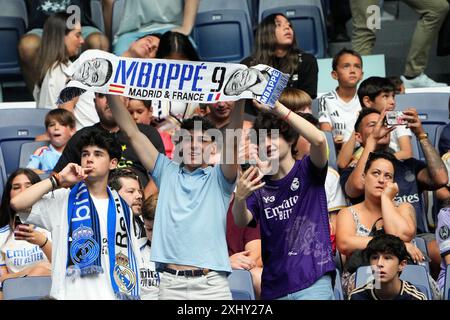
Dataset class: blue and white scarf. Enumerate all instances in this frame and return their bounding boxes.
[66,182,140,299]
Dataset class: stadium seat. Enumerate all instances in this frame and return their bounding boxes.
[90,0,105,33]
[415,122,447,161]
[193,0,253,62]
[396,92,450,122]
[444,265,450,300]
[324,131,337,170]
[355,265,432,299]
[259,0,328,58]
[19,141,50,168]
[2,276,52,300]
[228,269,256,300]
[412,237,430,273]
[0,108,48,176]
[111,0,125,38]
[334,268,344,300]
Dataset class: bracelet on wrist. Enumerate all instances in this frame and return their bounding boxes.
[417,132,428,141]
[282,109,292,121]
[39,237,48,249]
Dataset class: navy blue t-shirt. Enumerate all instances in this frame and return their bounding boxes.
[340,157,427,233]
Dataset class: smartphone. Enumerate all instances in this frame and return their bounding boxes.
[385,111,407,126]
[14,215,28,228]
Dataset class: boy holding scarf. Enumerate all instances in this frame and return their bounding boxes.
[107,95,244,300]
[11,129,142,300]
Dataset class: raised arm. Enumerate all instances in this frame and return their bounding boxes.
[11,163,89,211]
[254,100,327,168]
[345,110,394,198]
[403,108,448,189]
[220,100,245,182]
[107,95,159,172]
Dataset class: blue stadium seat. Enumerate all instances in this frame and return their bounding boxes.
[228,269,256,300]
[415,122,447,161]
[193,0,253,62]
[259,0,327,58]
[19,141,50,168]
[396,92,450,122]
[0,16,25,79]
[355,265,432,299]
[0,108,47,176]
[444,265,450,300]
[334,268,344,300]
[324,131,337,170]
[412,237,430,273]
[90,0,105,33]
[3,276,52,300]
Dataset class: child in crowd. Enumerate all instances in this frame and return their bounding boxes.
[279,88,312,114]
[318,49,363,150]
[337,77,414,170]
[126,98,174,159]
[27,109,76,173]
[349,234,427,300]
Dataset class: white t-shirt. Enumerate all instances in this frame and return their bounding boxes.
[26,188,141,300]
[34,62,99,130]
[318,90,361,143]
[325,167,347,213]
[389,125,412,153]
[0,224,51,274]
[139,244,160,300]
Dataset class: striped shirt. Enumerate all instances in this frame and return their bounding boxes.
[349,280,427,300]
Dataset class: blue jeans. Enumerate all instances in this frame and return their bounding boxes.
[277,274,335,300]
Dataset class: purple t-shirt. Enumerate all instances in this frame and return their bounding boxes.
[246,157,335,300]
[436,207,450,290]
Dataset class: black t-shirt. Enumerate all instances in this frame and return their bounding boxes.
[349,280,427,300]
[53,123,165,186]
[26,0,97,31]
[241,51,318,99]
[340,157,428,233]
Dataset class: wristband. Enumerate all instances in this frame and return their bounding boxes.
[282,109,292,121]
[417,132,428,141]
[40,237,48,248]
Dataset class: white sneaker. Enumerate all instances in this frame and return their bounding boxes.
[400,73,448,88]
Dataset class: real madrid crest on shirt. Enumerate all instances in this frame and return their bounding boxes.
[70,225,100,267]
[439,225,450,240]
[290,177,300,191]
[114,253,137,293]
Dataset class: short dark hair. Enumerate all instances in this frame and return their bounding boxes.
[253,112,299,146]
[45,108,76,129]
[364,151,396,173]
[358,76,395,107]
[364,234,408,262]
[388,76,404,94]
[180,115,216,132]
[76,129,122,161]
[332,48,363,71]
[354,108,380,132]
[108,168,142,191]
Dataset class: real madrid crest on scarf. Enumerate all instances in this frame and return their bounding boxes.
[70,225,101,268]
[66,182,140,299]
[114,252,137,293]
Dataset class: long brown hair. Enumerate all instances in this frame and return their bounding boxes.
[251,13,300,76]
[36,12,74,86]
